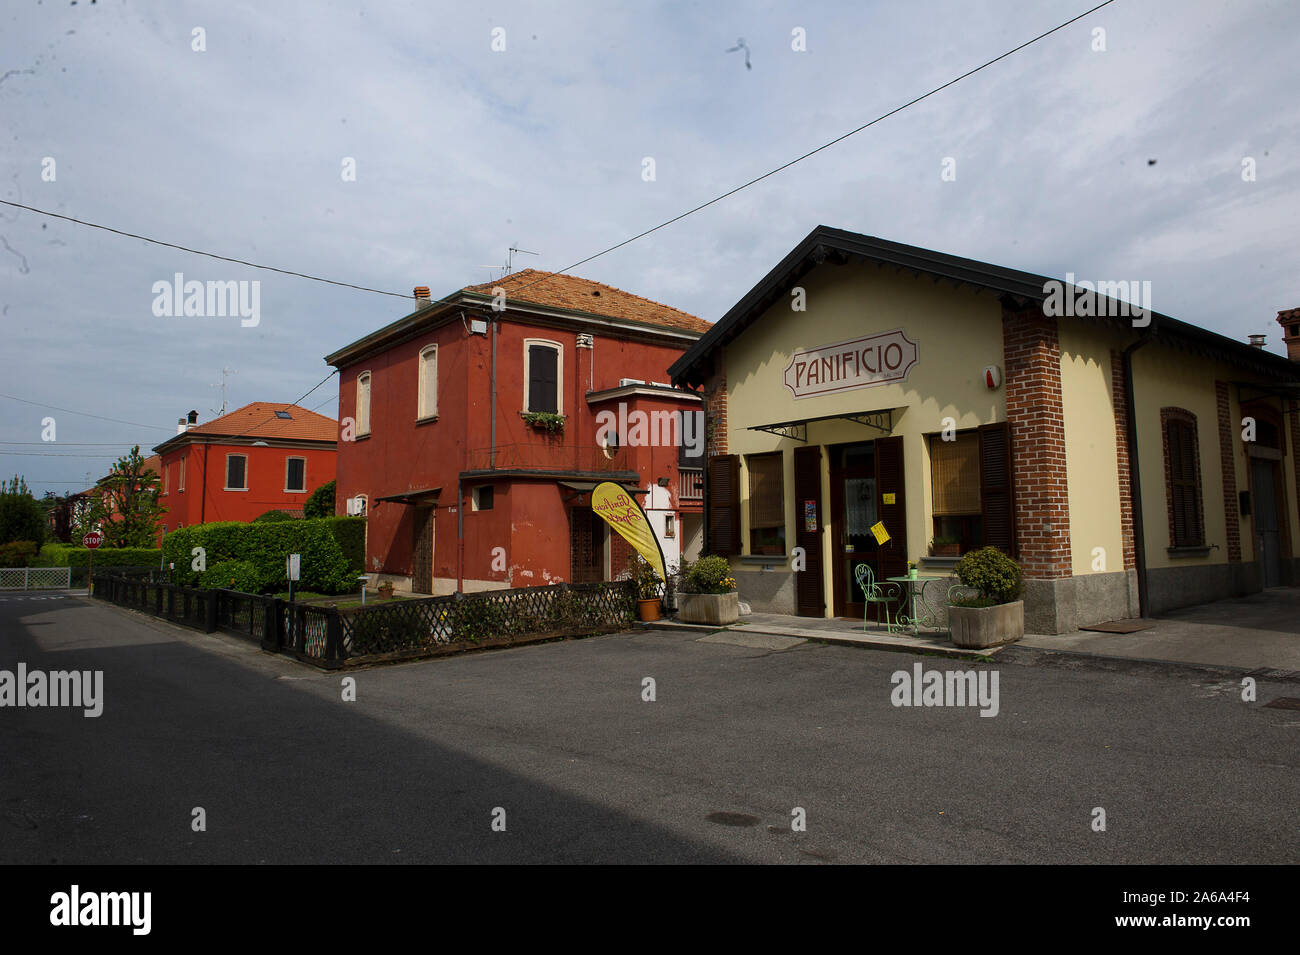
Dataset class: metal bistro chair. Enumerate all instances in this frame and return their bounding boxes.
[854,563,896,633]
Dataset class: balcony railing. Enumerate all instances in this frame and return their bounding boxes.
[679,467,704,501]
[464,443,631,474]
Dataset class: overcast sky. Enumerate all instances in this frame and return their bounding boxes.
[2,0,1297,496]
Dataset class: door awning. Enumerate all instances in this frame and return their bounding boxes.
[374,487,442,506]
[558,480,647,495]
[747,407,901,443]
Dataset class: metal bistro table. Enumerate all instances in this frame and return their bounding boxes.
[884,574,953,636]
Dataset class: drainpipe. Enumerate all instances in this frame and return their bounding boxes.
[1123,330,1154,618]
[699,385,711,552]
[490,310,498,470]
[200,442,209,524]
[456,476,464,593]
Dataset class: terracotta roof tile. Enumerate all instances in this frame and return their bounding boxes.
[185,402,337,443]
[462,269,710,334]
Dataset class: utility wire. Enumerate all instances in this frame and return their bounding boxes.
[0,0,1114,311]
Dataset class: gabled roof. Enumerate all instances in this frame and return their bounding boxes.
[325,270,709,368]
[669,225,1300,387]
[462,269,710,334]
[153,403,337,453]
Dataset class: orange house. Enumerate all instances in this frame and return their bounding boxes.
[151,403,338,540]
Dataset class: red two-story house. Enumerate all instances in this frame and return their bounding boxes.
[152,403,338,539]
[324,269,712,595]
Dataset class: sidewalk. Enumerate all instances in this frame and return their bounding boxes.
[651,588,1300,674]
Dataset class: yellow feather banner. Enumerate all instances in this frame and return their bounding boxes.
[591,481,667,582]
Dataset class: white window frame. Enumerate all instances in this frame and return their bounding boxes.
[285,456,307,493]
[522,339,563,415]
[178,456,185,492]
[417,344,438,421]
[356,371,372,436]
[163,463,169,495]
[225,453,249,491]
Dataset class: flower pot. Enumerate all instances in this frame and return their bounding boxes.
[677,591,739,626]
[948,599,1024,649]
[637,598,662,622]
[907,569,917,579]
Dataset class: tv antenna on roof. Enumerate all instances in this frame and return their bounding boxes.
[210,367,237,416]
[477,245,539,282]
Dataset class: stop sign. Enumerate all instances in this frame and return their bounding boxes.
[83,530,104,549]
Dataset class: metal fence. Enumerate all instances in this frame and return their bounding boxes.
[0,567,72,590]
[91,573,636,668]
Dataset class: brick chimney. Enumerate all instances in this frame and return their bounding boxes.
[1278,308,1300,360]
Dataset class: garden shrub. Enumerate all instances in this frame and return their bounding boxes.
[0,541,39,567]
[199,559,263,593]
[162,519,352,595]
[40,544,162,569]
[680,555,736,595]
[319,516,365,572]
[953,546,1022,605]
[303,480,336,519]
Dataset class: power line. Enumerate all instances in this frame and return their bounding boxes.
[0,451,122,458]
[508,0,1117,295]
[0,0,1114,315]
[0,199,413,301]
[0,393,175,431]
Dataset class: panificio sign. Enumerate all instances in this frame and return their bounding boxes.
[782,329,918,398]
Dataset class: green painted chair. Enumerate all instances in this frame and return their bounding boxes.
[854,563,895,632]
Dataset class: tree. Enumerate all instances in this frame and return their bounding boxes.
[0,475,48,546]
[304,479,336,519]
[88,446,166,548]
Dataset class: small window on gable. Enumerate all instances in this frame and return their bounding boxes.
[226,454,248,491]
[525,341,561,414]
[356,371,372,436]
[418,345,438,420]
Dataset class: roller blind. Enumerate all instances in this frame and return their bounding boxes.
[931,432,981,515]
[747,453,785,528]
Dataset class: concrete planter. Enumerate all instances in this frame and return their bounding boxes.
[677,591,739,626]
[948,599,1024,649]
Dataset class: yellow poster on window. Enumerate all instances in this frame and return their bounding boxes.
[870,521,891,545]
[591,482,667,582]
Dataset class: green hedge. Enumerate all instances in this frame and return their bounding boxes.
[161,519,357,595]
[39,544,163,569]
[319,516,365,573]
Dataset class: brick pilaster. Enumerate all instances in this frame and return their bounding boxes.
[705,362,728,456]
[1215,381,1241,562]
[1003,303,1071,579]
[1110,351,1136,569]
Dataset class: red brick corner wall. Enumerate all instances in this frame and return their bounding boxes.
[1214,382,1242,562]
[1002,303,1071,579]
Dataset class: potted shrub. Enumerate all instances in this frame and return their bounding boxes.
[377,580,395,599]
[521,411,566,434]
[676,555,739,625]
[947,546,1024,649]
[625,554,664,621]
[930,535,960,557]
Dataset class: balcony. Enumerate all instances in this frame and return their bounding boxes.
[679,467,704,502]
[464,443,633,475]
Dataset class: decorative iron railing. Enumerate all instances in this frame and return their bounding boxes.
[91,573,636,669]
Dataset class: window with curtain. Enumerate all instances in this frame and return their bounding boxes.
[356,372,371,435]
[417,346,437,419]
[747,452,786,554]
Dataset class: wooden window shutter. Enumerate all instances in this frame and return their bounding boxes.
[528,345,558,414]
[708,454,740,556]
[978,422,1015,556]
[1167,418,1203,546]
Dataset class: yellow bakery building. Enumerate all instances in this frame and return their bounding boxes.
[669,226,1300,633]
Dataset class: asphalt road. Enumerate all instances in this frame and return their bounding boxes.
[2,594,1297,864]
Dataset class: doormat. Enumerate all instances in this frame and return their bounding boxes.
[1079,620,1155,634]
